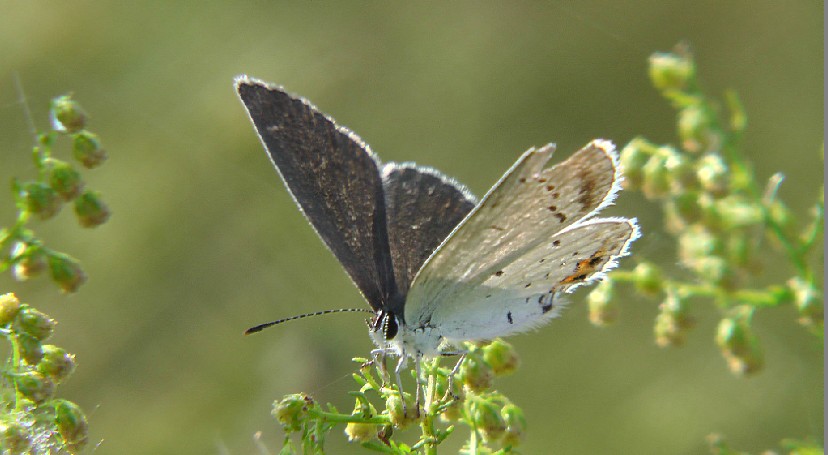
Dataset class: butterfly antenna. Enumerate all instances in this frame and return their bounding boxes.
[244,308,375,335]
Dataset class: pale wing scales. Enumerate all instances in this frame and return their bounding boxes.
[405,140,625,325]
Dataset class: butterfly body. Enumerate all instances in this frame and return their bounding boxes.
[235,76,639,365]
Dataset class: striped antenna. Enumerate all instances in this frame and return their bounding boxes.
[244,308,375,335]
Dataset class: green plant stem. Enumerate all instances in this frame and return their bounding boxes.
[307,407,390,425]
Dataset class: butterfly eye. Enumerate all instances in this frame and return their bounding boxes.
[383,313,399,340]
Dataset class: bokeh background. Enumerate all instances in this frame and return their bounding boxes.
[0,2,822,454]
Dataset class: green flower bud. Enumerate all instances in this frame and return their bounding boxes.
[696,154,729,197]
[54,400,89,452]
[459,354,493,393]
[619,138,655,190]
[38,345,76,383]
[10,242,47,281]
[0,293,22,326]
[468,396,506,443]
[385,390,417,429]
[273,393,313,432]
[16,306,55,341]
[663,149,697,194]
[678,225,721,265]
[14,371,55,404]
[632,262,662,296]
[716,316,763,376]
[48,253,87,293]
[725,231,754,269]
[678,105,718,154]
[345,420,376,443]
[17,333,44,365]
[663,193,703,233]
[641,153,670,199]
[692,256,736,289]
[648,51,694,93]
[501,404,526,448]
[72,131,108,169]
[47,159,84,201]
[697,192,725,231]
[51,95,88,133]
[0,420,32,455]
[654,291,694,347]
[788,277,823,329]
[74,190,110,228]
[588,279,618,326]
[482,339,520,376]
[22,181,62,220]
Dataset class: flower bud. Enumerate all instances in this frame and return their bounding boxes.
[10,242,47,281]
[663,193,702,233]
[38,345,77,383]
[16,306,55,341]
[716,315,763,376]
[385,390,417,428]
[72,131,107,168]
[273,393,313,432]
[17,333,43,365]
[482,339,520,376]
[788,277,823,329]
[74,190,110,228]
[619,138,655,190]
[716,196,763,229]
[692,256,736,289]
[48,253,87,293]
[632,262,662,296]
[468,396,506,443]
[663,150,696,194]
[54,400,89,452]
[648,51,694,93]
[588,279,618,326]
[641,153,670,199]
[345,401,377,443]
[22,182,62,220]
[459,354,493,393]
[51,95,88,133]
[654,291,694,347]
[678,225,721,266]
[0,293,22,326]
[678,105,718,154]
[47,159,85,201]
[0,420,32,455]
[696,154,729,197]
[501,404,526,447]
[14,371,55,404]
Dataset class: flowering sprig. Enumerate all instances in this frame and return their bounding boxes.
[0,94,111,293]
[588,43,823,374]
[275,340,524,454]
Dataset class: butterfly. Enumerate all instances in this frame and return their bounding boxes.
[235,76,639,394]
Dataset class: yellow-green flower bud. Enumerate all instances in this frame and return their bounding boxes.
[0,420,32,455]
[468,396,506,443]
[48,253,87,293]
[345,420,376,443]
[619,138,655,190]
[72,131,108,169]
[648,51,694,93]
[632,262,662,296]
[14,371,55,404]
[74,190,111,228]
[692,256,736,289]
[54,400,89,453]
[16,306,55,341]
[588,279,618,326]
[482,339,520,376]
[654,291,694,347]
[696,154,729,197]
[17,333,43,365]
[501,404,526,448]
[38,345,77,383]
[788,277,823,329]
[273,393,313,432]
[678,225,721,266]
[663,150,696,194]
[678,105,718,154]
[459,355,494,393]
[51,95,88,133]
[22,181,62,220]
[47,159,84,201]
[716,195,763,229]
[385,390,417,429]
[716,316,763,376]
[641,153,670,199]
[10,242,47,281]
[0,293,22,326]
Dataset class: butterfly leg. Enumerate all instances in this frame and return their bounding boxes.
[369,348,391,385]
[413,354,423,418]
[444,352,466,401]
[393,355,410,417]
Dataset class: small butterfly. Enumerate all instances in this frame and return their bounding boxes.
[235,76,639,396]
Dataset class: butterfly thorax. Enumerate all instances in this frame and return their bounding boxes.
[369,310,445,358]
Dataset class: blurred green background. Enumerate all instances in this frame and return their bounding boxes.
[0,2,822,454]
